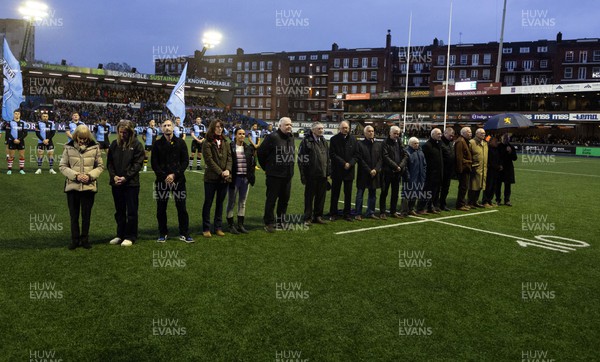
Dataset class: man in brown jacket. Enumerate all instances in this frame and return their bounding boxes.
[454,127,472,211]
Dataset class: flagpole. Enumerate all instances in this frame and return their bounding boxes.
[402,12,412,135]
[443,1,453,131]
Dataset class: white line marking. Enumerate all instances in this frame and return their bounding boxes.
[335,210,499,235]
[516,168,600,178]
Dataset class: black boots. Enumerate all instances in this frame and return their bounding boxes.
[68,236,91,250]
[227,217,240,235]
[237,216,249,234]
[80,236,92,249]
[68,238,79,250]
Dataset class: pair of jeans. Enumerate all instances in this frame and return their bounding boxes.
[203,181,228,232]
[226,176,250,218]
[355,187,376,217]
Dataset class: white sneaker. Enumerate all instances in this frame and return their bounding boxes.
[35,169,42,174]
[49,169,57,174]
[109,237,122,245]
[121,239,133,247]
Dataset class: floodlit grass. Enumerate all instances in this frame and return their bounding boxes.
[1,134,598,360]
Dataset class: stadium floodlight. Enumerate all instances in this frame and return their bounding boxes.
[18,1,49,61]
[202,31,222,50]
[18,1,49,20]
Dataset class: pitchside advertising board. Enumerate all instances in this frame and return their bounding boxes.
[514,144,600,157]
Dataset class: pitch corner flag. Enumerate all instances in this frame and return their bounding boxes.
[2,38,25,121]
[166,62,188,122]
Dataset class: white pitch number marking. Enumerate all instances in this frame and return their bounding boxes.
[419,217,590,254]
[516,235,590,253]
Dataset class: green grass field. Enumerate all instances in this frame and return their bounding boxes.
[1,134,598,361]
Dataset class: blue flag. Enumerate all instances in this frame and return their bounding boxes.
[2,38,25,121]
[166,62,187,122]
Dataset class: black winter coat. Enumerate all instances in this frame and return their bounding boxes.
[298,130,330,180]
[498,141,518,184]
[329,132,358,181]
[107,138,145,187]
[151,136,189,183]
[257,129,295,178]
[382,137,408,174]
[422,137,444,183]
[356,138,383,189]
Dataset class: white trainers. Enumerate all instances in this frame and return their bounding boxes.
[121,239,133,247]
[109,237,122,245]
[35,169,42,174]
[49,169,57,174]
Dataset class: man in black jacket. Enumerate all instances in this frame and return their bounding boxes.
[420,128,444,214]
[257,117,295,232]
[298,122,331,225]
[328,121,357,222]
[380,126,408,219]
[496,133,518,206]
[107,120,145,246]
[355,125,383,220]
[151,119,192,242]
[439,128,455,211]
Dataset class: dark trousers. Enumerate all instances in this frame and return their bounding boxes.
[422,179,441,211]
[329,177,353,217]
[379,172,401,214]
[482,172,498,204]
[202,181,228,232]
[155,181,189,236]
[439,172,452,208]
[66,191,96,242]
[456,171,470,208]
[304,176,327,221]
[495,180,512,203]
[264,175,292,226]
[112,186,140,241]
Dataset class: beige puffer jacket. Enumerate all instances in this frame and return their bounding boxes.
[59,141,104,192]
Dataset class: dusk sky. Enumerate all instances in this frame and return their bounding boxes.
[2,0,598,73]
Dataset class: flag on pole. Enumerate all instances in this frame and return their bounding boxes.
[2,38,25,121]
[166,62,187,122]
